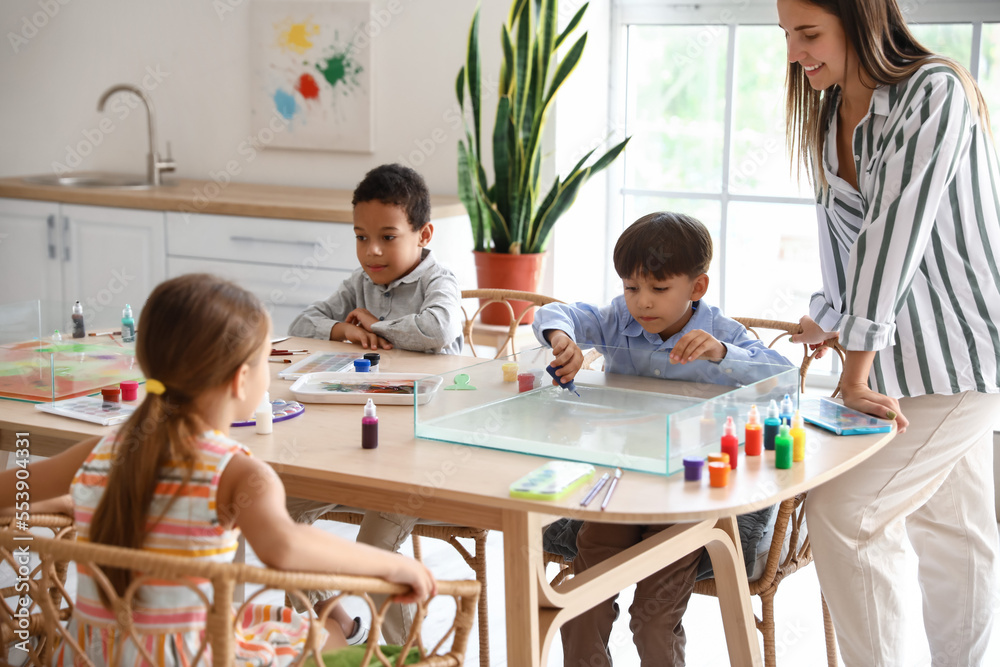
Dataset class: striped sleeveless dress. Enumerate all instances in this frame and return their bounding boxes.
[54,429,324,666]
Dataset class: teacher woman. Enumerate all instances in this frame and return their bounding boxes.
[778,0,1000,664]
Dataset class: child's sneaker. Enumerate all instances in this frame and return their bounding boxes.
[345,616,369,646]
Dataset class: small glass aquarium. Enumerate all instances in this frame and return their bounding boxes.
[414,346,798,476]
[0,300,143,403]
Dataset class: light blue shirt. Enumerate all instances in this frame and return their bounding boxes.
[532,296,794,385]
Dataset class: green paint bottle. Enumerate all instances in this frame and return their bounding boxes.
[774,422,793,469]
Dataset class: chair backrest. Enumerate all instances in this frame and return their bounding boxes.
[460,289,563,358]
[732,317,845,397]
[1,525,479,667]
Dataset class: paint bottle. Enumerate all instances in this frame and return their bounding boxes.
[790,410,807,462]
[774,424,793,469]
[708,462,730,488]
[720,416,739,469]
[683,456,705,482]
[121,304,136,343]
[71,301,85,338]
[545,364,580,396]
[362,398,378,449]
[255,391,273,435]
[363,352,380,372]
[354,359,371,373]
[51,329,62,342]
[745,404,763,456]
[779,393,794,426]
[764,400,781,451]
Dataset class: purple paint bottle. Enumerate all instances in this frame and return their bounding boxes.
[362,398,378,449]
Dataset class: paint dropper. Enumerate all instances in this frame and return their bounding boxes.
[545,364,581,396]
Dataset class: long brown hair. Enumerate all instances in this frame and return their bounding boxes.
[88,274,268,603]
[785,0,991,190]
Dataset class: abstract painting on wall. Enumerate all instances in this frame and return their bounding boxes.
[250,0,373,152]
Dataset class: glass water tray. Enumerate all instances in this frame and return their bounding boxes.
[415,346,798,476]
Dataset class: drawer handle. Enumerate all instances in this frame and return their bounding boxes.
[230,235,321,248]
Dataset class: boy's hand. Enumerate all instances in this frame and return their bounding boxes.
[670,330,726,364]
[345,308,378,332]
[334,322,393,350]
[547,330,584,384]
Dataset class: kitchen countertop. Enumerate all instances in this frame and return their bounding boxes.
[0,175,466,223]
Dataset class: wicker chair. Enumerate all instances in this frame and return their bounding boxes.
[1,523,479,667]
[460,288,564,358]
[691,317,845,667]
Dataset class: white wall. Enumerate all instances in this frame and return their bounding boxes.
[0,0,508,195]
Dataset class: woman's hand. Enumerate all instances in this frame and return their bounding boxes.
[791,316,839,359]
[386,556,437,604]
[841,381,909,433]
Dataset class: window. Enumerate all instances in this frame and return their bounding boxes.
[604,1,1000,376]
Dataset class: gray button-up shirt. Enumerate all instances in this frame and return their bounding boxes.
[288,249,464,354]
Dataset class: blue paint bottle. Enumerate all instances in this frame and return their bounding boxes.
[779,393,794,426]
[764,399,781,451]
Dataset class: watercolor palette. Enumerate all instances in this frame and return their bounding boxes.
[232,399,305,427]
[278,352,360,380]
[0,340,143,403]
[289,372,444,405]
[35,396,137,426]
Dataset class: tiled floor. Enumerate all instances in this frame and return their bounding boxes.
[271,519,1000,667]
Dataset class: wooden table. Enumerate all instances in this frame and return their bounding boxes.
[0,337,895,666]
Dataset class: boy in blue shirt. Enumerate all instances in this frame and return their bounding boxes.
[534,212,791,666]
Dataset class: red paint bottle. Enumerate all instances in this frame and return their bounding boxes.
[362,398,378,449]
[745,404,763,456]
[720,416,739,469]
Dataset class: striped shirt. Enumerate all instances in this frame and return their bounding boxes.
[810,63,1000,399]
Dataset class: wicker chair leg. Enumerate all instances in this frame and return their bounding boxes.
[760,589,777,667]
[411,534,423,562]
[473,532,490,667]
[822,592,838,667]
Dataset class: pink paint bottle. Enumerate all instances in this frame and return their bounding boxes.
[362,398,378,449]
[720,416,739,469]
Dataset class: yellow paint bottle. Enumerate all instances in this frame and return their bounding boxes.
[791,410,807,462]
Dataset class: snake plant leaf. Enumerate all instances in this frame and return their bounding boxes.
[555,3,588,50]
[508,0,529,27]
[537,0,557,93]
[500,26,515,95]
[543,33,586,107]
[493,96,513,226]
[456,66,465,111]
[457,139,484,251]
[513,0,532,140]
[467,5,483,158]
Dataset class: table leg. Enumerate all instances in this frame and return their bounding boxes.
[706,515,763,667]
[502,510,545,666]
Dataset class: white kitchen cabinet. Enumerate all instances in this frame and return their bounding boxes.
[61,205,166,331]
[165,212,356,335]
[0,199,63,333]
[0,199,165,334]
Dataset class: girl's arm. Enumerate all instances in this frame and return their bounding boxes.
[0,437,100,512]
[218,453,436,603]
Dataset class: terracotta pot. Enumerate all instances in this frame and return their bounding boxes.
[473,251,548,325]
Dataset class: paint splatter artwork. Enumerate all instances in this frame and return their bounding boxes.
[0,340,143,403]
[251,1,373,152]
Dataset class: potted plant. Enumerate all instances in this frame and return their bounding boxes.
[456,0,629,324]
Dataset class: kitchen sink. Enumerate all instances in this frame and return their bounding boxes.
[22,172,173,189]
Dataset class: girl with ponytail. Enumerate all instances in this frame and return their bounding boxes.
[1,273,434,664]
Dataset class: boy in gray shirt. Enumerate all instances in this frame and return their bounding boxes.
[289,164,463,354]
[287,164,463,645]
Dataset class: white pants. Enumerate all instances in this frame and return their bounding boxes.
[807,391,1000,667]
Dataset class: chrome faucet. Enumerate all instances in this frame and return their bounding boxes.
[97,84,176,186]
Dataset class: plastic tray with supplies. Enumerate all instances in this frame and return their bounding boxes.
[508,461,596,500]
[799,396,894,435]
